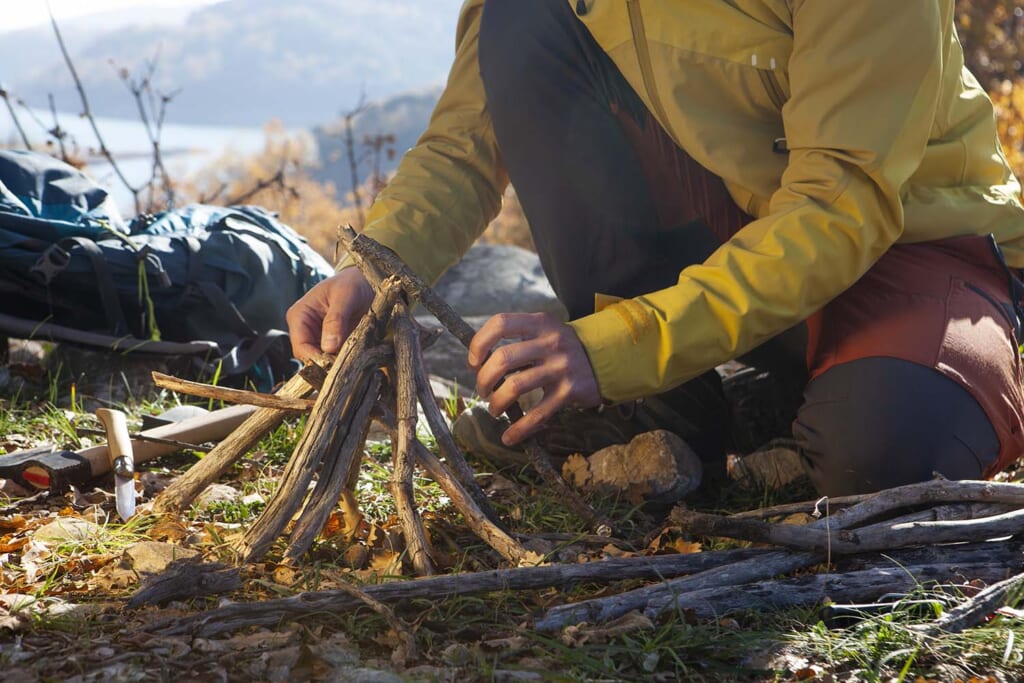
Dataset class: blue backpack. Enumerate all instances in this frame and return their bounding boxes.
[0,149,335,386]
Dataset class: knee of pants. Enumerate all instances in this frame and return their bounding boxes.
[478,0,572,97]
[793,357,1000,496]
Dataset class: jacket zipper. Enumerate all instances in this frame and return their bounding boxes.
[757,69,787,110]
[627,0,672,129]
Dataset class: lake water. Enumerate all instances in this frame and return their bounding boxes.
[0,107,273,214]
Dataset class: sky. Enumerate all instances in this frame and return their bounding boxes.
[2,0,222,33]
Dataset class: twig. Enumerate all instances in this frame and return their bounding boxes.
[331,581,417,669]
[0,86,32,148]
[238,278,401,562]
[390,300,436,575]
[914,570,1024,636]
[49,11,141,213]
[341,97,368,226]
[373,402,534,566]
[284,370,381,561]
[152,370,316,514]
[340,226,613,534]
[151,371,315,411]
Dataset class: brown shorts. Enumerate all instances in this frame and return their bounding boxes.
[805,235,1024,477]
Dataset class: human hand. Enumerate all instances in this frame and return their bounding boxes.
[286,267,374,361]
[468,312,601,446]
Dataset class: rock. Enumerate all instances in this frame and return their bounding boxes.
[125,541,199,574]
[195,483,241,507]
[33,517,102,545]
[427,244,565,319]
[564,430,703,505]
[731,447,807,490]
[414,314,489,389]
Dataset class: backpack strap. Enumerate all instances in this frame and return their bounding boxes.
[31,237,130,336]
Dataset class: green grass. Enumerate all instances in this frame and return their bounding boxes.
[3,384,1024,681]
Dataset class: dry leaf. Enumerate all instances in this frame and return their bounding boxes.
[671,538,702,554]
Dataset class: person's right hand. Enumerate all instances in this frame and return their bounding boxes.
[286,267,374,361]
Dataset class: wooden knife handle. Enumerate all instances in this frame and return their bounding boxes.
[95,408,134,464]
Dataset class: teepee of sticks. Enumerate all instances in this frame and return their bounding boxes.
[152,227,612,573]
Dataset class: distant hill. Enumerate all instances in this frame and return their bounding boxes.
[312,88,441,189]
[1,0,463,127]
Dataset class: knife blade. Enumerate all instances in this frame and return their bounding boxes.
[95,408,137,521]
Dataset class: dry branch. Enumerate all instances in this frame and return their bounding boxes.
[913,569,1024,636]
[151,547,772,636]
[239,279,401,562]
[153,370,316,514]
[340,226,612,534]
[284,371,382,561]
[535,550,823,632]
[647,561,1017,621]
[151,372,315,411]
[390,300,436,575]
[673,500,1024,555]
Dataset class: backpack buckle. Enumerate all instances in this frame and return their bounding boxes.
[30,243,71,284]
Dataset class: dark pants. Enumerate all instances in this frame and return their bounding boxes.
[477,0,1007,495]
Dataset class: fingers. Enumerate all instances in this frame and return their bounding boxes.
[501,389,567,446]
[285,269,374,361]
[468,312,551,369]
[475,337,551,400]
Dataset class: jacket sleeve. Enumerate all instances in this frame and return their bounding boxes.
[569,0,947,403]
[336,0,507,284]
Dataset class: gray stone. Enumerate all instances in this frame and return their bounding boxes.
[426,244,565,319]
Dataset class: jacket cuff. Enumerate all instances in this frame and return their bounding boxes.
[568,303,664,404]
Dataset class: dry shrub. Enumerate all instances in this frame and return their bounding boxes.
[180,120,359,262]
[479,185,535,252]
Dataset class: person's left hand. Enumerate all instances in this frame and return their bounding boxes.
[468,312,602,446]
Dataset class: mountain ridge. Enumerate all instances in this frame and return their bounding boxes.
[1,0,462,127]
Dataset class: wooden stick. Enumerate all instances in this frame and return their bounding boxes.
[151,546,773,637]
[646,561,1017,622]
[284,371,382,561]
[913,570,1024,636]
[808,479,1024,532]
[153,371,315,514]
[673,503,1024,555]
[407,319,506,528]
[342,227,613,535]
[373,402,535,566]
[151,372,315,411]
[239,280,401,562]
[391,303,436,576]
[534,550,822,632]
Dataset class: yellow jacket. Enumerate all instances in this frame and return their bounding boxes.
[343,0,1024,403]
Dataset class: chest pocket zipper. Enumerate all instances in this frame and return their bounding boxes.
[757,68,787,111]
[627,0,672,131]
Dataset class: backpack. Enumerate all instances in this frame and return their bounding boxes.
[0,149,335,387]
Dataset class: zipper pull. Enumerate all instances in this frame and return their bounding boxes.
[576,0,588,16]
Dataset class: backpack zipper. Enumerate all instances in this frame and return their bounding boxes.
[627,0,672,131]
